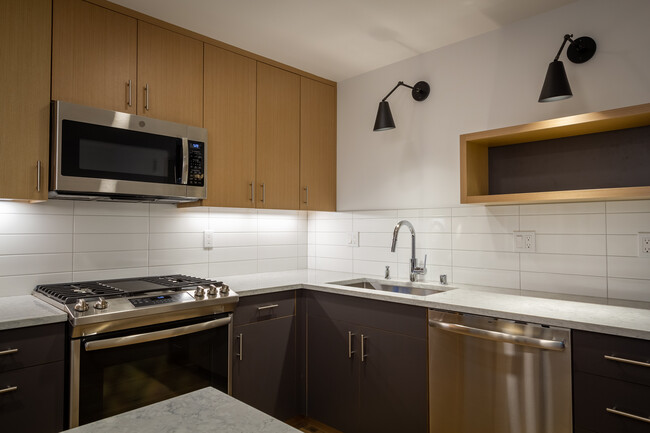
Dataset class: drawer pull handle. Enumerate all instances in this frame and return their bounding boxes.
[0,386,18,395]
[257,304,279,311]
[606,408,650,424]
[0,348,18,356]
[604,355,650,368]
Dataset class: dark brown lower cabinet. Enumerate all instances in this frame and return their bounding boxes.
[232,315,297,421]
[307,292,428,433]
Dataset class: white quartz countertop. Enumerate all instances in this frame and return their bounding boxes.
[226,269,650,340]
[0,295,67,331]
[64,387,300,433]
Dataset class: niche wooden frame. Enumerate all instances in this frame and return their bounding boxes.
[460,103,650,204]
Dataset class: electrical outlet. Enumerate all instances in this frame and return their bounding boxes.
[514,231,536,252]
[203,230,214,248]
[639,233,650,257]
[347,231,359,247]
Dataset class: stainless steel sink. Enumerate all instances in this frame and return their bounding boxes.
[329,278,449,296]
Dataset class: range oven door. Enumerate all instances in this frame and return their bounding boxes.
[69,313,231,428]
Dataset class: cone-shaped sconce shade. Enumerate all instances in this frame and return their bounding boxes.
[373,101,395,131]
[539,60,573,102]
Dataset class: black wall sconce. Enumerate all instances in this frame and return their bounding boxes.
[373,81,430,131]
[539,33,596,102]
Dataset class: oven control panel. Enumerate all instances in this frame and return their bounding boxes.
[129,294,175,307]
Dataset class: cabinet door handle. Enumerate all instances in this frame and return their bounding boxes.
[145,83,150,111]
[260,183,266,204]
[604,355,650,368]
[249,182,255,202]
[236,333,243,361]
[348,331,355,359]
[36,160,42,192]
[304,186,309,206]
[127,79,132,107]
[0,386,18,395]
[361,334,368,362]
[606,408,650,424]
[257,304,278,311]
[0,348,18,356]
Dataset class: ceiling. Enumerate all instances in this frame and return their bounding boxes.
[111,0,577,82]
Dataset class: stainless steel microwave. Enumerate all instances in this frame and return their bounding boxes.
[50,101,207,202]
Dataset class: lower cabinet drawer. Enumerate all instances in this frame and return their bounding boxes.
[234,291,295,325]
[574,371,650,433]
[0,361,64,433]
[0,323,64,372]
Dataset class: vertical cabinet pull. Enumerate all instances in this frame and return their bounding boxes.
[36,160,41,192]
[361,334,368,362]
[260,183,266,204]
[236,333,243,361]
[127,79,132,107]
[249,182,255,202]
[348,331,355,359]
[304,186,309,206]
[144,84,150,111]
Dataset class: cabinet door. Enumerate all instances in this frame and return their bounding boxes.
[232,316,297,421]
[300,77,337,211]
[203,45,256,208]
[256,63,300,210]
[52,0,137,113]
[359,327,428,433]
[307,315,359,433]
[137,22,203,127]
[0,0,50,201]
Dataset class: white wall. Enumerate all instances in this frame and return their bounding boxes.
[337,0,650,210]
[0,201,307,297]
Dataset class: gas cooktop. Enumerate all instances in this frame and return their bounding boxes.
[33,275,239,331]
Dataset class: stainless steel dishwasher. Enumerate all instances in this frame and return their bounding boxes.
[428,309,572,433]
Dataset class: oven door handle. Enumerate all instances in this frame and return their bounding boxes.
[84,316,231,352]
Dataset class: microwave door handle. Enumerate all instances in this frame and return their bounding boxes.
[181,138,189,185]
[84,316,231,351]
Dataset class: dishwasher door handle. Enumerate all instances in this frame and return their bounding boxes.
[428,319,565,351]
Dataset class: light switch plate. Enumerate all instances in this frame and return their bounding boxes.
[347,231,359,247]
[639,233,650,257]
[514,231,536,252]
[203,230,214,248]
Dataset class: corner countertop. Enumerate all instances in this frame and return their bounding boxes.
[225,269,650,340]
[0,295,67,331]
[64,387,300,433]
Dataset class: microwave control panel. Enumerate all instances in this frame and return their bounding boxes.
[188,141,204,186]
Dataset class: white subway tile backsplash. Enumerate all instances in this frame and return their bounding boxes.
[150,264,209,279]
[75,216,148,234]
[452,215,519,234]
[315,245,353,260]
[398,208,451,218]
[353,246,395,262]
[149,248,208,267]
[73,201,149,216]
[397,248,451,266]
[453,250,519,271]
[258,257,298,273]
[0,234,72,255]
[352,218,399,233]
[150,216,207,233]
[74,267,150,281]
[520,214,605,234]
[519,202,605,215]
[353,210,398,219]
[0,200,73,215]
[210,260,257,277]
[452,205,518,217]
[73,251,148,271]
[258,232,298,246]
[209,246,258,262]
[315,257,353,273]
[0,253,72,277]
[353,260,396,277]
[520,253,606,277]
[0,214,72,234]
[606,235,638,257]
[453,267,520,289]
[149,233,204,250]
[535,235,606,255]
[606,200,650,213]
[0,272,73,296]
[607,277,650,302]
[521,272,607,297]
[314,218,353,233]
[258,217,298,232]
[258,245,299,260]
[608,256,650,279]
[452,233,513,252]
[74,233,148,252]
[606,213,650,235]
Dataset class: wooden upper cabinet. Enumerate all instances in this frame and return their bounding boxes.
[52,0,137,113]
[300,77,337,211]
[256,63,300,210]
[137,22,203,127]
[202,45,257,208]
[0,0,50,201]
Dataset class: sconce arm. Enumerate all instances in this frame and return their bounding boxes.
[553,34,574,61]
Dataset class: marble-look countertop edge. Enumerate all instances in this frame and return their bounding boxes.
[0,295,67,331]
[231,271,650,340]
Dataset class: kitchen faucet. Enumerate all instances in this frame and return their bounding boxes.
[390,220,427,282]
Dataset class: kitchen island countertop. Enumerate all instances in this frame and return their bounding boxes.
[65,387,300,433]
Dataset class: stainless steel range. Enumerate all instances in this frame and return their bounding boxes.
[34,275,238,428]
